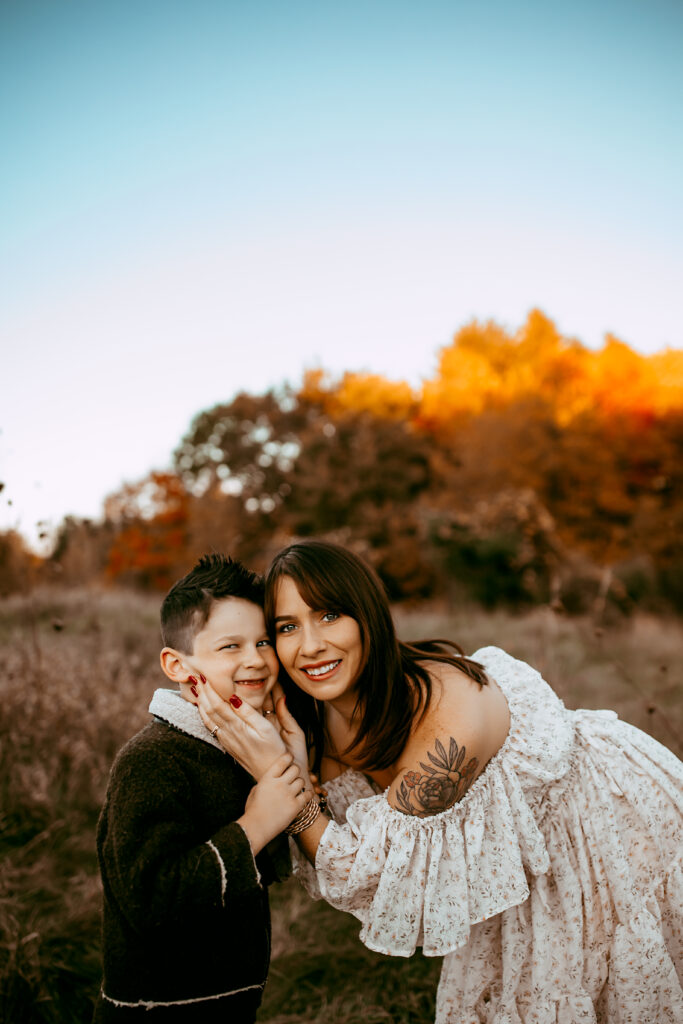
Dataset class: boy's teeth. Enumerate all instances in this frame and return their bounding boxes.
[305,660,340,677]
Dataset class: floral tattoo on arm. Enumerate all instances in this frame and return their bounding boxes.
[395,737,479,816]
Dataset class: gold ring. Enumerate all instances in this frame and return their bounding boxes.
[210,726,219,738]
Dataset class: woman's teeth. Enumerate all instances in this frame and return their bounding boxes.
[304,660,341,677]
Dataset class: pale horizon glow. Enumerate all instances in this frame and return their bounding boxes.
[1,0,682,550]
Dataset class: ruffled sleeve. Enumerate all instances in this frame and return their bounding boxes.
[314,751,551,956]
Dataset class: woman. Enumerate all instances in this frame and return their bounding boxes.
[195,540,683,1023]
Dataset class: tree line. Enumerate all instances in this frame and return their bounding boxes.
[4,310,683,612]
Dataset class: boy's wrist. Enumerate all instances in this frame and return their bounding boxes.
[236,810,278,856]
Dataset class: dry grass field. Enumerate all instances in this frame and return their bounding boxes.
[1,587,681,1023]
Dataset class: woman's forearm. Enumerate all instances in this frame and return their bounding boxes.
[294,812,330,863]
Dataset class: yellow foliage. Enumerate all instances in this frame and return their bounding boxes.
[650,349,683,415]
[298,368,329,405]
[302,313,682,435]
[584,337,655,419]
[420,320,511,424]
[333,372,416,419]
[418,311,683,430]
[299,368,416,420]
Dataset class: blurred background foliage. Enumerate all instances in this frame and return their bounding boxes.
[3,310,683,614]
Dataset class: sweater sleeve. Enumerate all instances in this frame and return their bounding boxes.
[98,736,263,936]
[311,763,549,956]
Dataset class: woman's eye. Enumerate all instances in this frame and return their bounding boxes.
[322,612,339,623]
[277,623,296,634]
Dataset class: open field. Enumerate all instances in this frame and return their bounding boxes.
[1,587,681,1023]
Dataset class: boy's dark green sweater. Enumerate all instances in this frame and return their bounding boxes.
[93,691,289,1023]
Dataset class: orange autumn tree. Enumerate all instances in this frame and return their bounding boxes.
[105,472,190,590]
[417,310,683,571]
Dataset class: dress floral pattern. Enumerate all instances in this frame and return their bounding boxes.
[290,647,683,1023]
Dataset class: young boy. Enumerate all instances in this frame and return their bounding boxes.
[94,554,307,1023]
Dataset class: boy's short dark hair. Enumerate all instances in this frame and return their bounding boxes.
[160,553,264,653]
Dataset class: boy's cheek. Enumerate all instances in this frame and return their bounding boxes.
[178,680,197,703]
[210,680,236,704]
[262,671,279,697]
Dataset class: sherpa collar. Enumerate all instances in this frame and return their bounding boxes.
[149,688,226,752]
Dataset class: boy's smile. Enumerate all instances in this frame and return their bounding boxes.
[184,597,278,710]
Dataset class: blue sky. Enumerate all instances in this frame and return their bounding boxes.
[1,0,682,547]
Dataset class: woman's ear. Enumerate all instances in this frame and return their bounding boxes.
[160,647,191,683]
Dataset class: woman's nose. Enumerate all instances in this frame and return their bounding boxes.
[300,623,325,657]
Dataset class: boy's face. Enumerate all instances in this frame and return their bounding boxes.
[184,597,278,710]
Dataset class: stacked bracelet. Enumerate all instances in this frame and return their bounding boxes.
[285,797,323,835]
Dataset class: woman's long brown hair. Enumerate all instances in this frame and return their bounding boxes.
[264,539,488,773]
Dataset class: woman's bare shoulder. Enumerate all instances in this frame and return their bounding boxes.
[386,662,510,817]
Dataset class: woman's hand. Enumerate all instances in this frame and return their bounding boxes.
[272,683,307,758]
[272,682,316,800]
[195,677,287,780]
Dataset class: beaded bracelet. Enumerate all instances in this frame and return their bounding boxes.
[285,797,323,835]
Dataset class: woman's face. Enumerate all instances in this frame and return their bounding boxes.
[273,576,363,704]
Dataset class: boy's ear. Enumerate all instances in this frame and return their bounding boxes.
[160,647,192,683]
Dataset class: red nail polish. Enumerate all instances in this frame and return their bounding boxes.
[228,695,242,709]
[193,702,198,707]
[188,676,198,685]
[199,673,206,684]
[190,685,198,698]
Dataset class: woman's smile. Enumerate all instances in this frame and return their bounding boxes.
[300,659,342,679]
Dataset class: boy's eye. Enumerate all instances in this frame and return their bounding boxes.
[256,638,272,648]
[220,643,238,651]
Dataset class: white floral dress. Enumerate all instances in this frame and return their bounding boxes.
[291,647,683,1023]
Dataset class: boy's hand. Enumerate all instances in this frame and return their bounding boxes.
[196,677,287,779]
[237,752,308,853]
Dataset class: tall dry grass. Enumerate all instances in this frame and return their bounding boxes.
[0,589,161,1023]
[0,588,681,1023]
